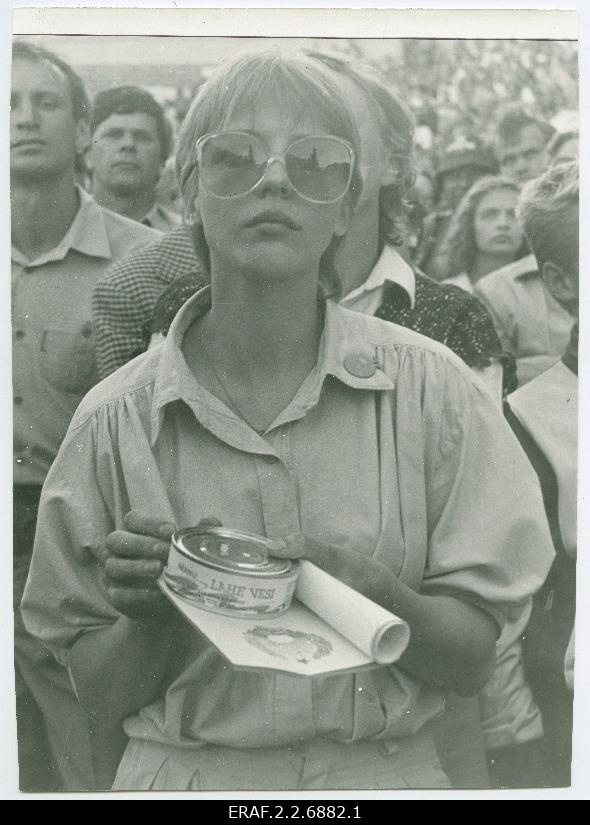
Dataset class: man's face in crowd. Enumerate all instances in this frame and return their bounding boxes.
[10,56,86,180]
[497,124,548,184]
[438,165,485,211]
[87,111,163,197]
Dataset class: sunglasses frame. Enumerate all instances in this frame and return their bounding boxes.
[196,131,355,204]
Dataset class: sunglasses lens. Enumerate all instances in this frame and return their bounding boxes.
[199,133,353,202]
[286,137,352,202]
[200,133,267,197]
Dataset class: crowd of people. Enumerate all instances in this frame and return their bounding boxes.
[11,38,578,794]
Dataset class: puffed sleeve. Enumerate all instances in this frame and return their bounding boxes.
[21,391,176,668]
[420,359,555,633]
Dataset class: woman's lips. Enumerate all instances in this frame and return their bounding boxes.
[245,211,301,230]
[113,161,141,170]
[12,138,47,149]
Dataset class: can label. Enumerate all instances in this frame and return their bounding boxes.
[164,529,299,618]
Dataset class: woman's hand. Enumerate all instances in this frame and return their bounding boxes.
[268,532,497,696]
[266,533,393,607]
[102,511,175,625]
[99,511,222,625]
[70,513,225,723]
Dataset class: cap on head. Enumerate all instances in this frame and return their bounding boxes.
[436,136,498,179]
[494,105,555,152]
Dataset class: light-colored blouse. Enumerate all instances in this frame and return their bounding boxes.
[22,288,554,751]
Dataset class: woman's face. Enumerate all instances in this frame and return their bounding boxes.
[473,187,523,259]
[194,97,351,286]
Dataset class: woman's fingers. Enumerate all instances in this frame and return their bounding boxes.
[195,516,224,529]
[123,511,177,540]
[266,534,375,590]
[104,514,221,567]
[266,534,306,559]
[105,556,164,583]
[105,530,170,562]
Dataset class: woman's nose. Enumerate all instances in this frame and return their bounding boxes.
[255,157,294,197]
[14,97,39,128]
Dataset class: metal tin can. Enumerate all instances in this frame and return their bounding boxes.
[164,526,300,618]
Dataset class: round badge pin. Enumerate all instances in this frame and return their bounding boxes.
[342,352,377,379]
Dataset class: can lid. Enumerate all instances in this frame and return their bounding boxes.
[173,526,294,576]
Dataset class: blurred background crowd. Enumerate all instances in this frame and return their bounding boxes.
[40,36,580,220]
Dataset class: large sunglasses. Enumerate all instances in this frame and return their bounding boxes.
[196,131,355,204]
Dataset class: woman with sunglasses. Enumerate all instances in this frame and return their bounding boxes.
[22,51,553,791]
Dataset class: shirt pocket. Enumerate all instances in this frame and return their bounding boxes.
[39,325,95,395]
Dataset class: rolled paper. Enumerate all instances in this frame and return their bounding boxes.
[294,561,410,664]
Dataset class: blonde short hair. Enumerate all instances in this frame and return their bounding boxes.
[516,160,578,273]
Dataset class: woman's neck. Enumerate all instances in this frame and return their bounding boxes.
[203,264,324,379]
[470,251,517,284]
[182,263,325,433]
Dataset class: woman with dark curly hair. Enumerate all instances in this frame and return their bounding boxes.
[439,176,529,290]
